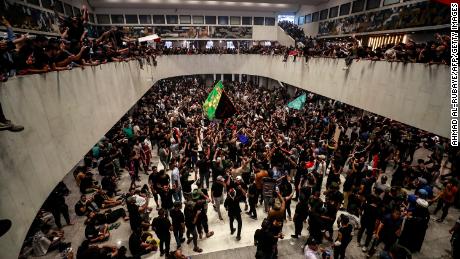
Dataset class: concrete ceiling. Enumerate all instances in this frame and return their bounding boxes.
[87,0,328,12]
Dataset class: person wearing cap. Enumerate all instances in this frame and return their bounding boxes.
[211,175,226,220]
[303,237,321,259]
[224,188,243,241]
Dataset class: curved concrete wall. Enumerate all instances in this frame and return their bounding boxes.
[0,55,449,258]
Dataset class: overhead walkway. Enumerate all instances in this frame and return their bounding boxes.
[0,55,450,258]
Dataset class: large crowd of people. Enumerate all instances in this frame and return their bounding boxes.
[278,21,451,66]
[19,76,459,259]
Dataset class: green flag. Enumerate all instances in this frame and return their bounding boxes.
[287,93,306,110]
[203,81,224,120]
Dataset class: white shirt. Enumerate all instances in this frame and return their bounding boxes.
[133,194,146,207]
[144,138,152,152]
[304,246,321,259]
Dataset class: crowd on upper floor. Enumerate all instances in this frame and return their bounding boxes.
[0,7,452,133]
[278,21,451,67]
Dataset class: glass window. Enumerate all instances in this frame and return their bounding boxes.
[305,14,312,23]
[312,12,319,22]
[383,0,399,5]
[254,17,264,25]
[166,15,178,24]
[218,16,229,25]
[41,0,53,9]
[193,16,204,24]
[206,40,214,49]
[278,15,295,23]
[329,6,339,18]
[96,14,110,24]
[89,13,95,23]
[366,0,381,9]
[339,3,351,16]
[242,16,252,25]
[111,15,124,24]
[125,15,138,24]
[153,15,165,24]
[54,1,64,13]
[319,9,328,20]
[205,16,216,24]
[64,3,73,16]
[180,15,191,24]
[298,16,305,25]
[352,0,365,13]
[164,41,173,48]
[230,16,241,25]
[73,7,81,16]
[265,17,275,26]
[26,0,40,6]
[226,41,235,49]
[139,15,152,24]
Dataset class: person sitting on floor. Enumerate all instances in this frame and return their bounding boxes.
[93,187,123,209]
[85,218,110,243]
[75,194,99,216]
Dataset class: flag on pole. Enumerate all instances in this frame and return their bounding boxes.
[215,90,237,119]
[203,81,236,120]
[287,93,306,110]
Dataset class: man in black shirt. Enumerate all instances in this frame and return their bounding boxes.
[129,228,155,257]
[75,195,99,216]
[151,208,172,256]
[247,176,258,220]
[196,153,211,189]
[224,188,243,241]
[291,198,308,238]
[148,166,160,208]
[44,181,73,229]
[159,184,175,213]
[254,219,276,259]
[170,202,186,249]
[211,175,225,220]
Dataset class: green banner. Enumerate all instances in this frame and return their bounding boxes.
[203,81,224,120]
[287,93,306,110]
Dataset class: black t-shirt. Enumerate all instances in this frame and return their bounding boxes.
[248,183,257,200]
[93,193,105,208]
[129,231,142,256]
[197,159,211,174]
[149,173,159,188]
[159,189,175,210]
[85,224,98,240]
[211,182,224,197]
[224,196,242,215]
[75,200,86,216]
[54,50,71,64]
[254,229,276,254]
[127,202,142,230]
[338,224,353,244]
[158,174,170,187]
[152,216,171,236]
[294,201,309,220]
[169,209,185,228]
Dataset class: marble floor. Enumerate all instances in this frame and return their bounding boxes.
[34,146,458,259]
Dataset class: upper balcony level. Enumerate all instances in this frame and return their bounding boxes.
[0,54,450,258]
